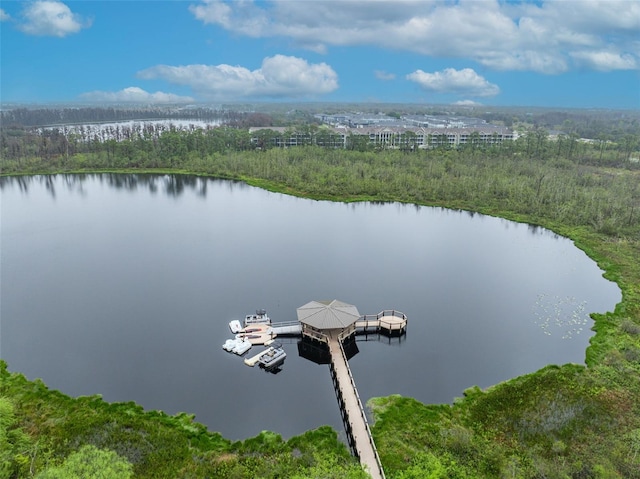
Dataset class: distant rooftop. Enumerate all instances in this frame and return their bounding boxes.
[316,112,494,129]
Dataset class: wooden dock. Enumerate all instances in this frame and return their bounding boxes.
[270,306,407,477]
[271,310,407,341]
[327,331,386,479]
[236,323,276,345]
[244,346,273,367]
[355,310,408,335]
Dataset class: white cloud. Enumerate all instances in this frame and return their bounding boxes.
[188,0,640,74]
[375,70,395,81]
[79,87,194,104]
[519,0,640,36]
[407,68,500,97]
[477,50,569,75]
[137,55,338,100]
[189,0,268,36]
[570,50,638,71]
[454,100,482,106]
[18,1,89,37]
[0,9,10,21]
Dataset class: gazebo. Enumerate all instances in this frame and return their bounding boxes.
[297,299,361,343]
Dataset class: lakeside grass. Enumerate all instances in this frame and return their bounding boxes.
[1,155,639,477]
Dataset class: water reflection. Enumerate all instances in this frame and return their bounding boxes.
[0,173,234,199]
[297,337,363,365]
[298,340,331,365]
[0,173,582,245]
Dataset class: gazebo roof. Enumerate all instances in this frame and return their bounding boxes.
[297,300,361,330]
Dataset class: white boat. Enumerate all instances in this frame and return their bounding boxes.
[229,320,243,334]
[244,309,271,327]
[232,338,252,355]
[258,342,286,370]
[223,337,252,354]
[222,338,240,352]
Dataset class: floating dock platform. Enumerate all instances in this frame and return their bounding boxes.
[244,346,274,367]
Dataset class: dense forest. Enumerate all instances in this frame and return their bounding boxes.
[1,106,640,478]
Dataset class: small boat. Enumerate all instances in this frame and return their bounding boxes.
[233,338,252,355]
[244,309,271,327]
[229,320,243,334]
[258,342,286,370]
[222,338,240,352]
[223,337,252,355]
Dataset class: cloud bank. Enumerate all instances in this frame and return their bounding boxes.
[80,87,194,104]
[407,68,500,97]
[453,100,483,106]
[189,0,639,74]
[137,55,338,100]
[18,1,90,37]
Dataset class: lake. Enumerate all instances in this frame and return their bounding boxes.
[0,174,621,440]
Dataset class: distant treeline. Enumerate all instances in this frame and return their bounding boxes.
[0,107,278,128]
[2,120,638,167]
[2,105,640,141]
[489,109,640,141]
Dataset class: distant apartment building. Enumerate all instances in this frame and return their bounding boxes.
[249,124,514,149]
[355,126,513,148]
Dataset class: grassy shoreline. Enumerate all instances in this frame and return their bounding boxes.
[2,165,639,477]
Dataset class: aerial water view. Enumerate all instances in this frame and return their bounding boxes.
[1,1,639,478]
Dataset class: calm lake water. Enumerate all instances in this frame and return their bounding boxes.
[0,174,620,440]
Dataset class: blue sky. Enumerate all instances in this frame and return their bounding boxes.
[1,0,639,108]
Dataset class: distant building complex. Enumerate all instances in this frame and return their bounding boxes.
[250,113,514,149]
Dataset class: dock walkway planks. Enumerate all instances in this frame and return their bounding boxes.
[327,332,385,479]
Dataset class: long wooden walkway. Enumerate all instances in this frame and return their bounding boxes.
[327,331,385,479]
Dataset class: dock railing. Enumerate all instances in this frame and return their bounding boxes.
[356,310,408,333]
[269,320,303,336]
[270,320,300,328]
[332,329,386,479]
[358,310,408,322]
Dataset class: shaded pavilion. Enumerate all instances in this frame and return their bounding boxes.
[296,299,361,343]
